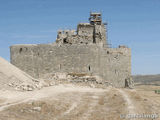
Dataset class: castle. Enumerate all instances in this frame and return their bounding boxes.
[10,13,132,87]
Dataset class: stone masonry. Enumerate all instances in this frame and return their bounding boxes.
[10,13,132,87]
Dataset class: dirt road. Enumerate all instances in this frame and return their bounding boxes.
[0,84,159,120]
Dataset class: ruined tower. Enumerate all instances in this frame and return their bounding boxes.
[56,12,107,46]
[10,13,131,88]
[89,12,107,45]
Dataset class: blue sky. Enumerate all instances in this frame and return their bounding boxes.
[0,0,160,75]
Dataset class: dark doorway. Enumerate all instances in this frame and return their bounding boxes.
[88,65,91,71]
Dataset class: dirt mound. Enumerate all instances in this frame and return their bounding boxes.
[0,57,43,91]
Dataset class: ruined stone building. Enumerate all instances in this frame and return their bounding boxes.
[10,13,131,87]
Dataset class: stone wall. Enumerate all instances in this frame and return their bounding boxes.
[10,44,131,87]
[77,23,94,36]
[10,13,132,88]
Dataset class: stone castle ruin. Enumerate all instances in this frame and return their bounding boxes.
[10,13,132,88]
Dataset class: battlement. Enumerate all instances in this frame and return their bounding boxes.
[57,30,76,37]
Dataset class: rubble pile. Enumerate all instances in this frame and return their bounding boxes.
[41,72,112,88]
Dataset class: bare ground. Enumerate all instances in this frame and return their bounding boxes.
[0,84,159,120]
